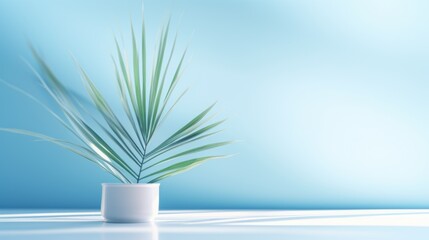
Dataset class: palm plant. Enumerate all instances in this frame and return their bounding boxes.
[1,17,230,184]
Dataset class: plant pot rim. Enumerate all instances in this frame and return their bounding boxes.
[102,183,160,188]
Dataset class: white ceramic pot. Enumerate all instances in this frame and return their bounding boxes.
[101,183,160,223]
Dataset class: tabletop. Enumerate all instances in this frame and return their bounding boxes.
[1,209,429,239]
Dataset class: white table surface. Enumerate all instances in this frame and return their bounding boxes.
[1,209,429,239]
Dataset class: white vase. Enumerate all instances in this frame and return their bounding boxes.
[101,183,160,223]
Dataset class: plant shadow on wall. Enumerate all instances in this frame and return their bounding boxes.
[0,16,231,185]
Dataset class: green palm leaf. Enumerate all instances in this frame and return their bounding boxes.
[143,156,224,183]
[0,128,132,183]
[142,141,232,172]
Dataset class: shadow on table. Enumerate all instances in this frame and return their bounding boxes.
[176,210,429,226]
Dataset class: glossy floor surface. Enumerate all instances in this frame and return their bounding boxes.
[1,209,429,239]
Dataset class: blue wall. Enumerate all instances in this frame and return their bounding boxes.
[2,0,429,209]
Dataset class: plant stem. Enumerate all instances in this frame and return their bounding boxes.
[137,146,147,183]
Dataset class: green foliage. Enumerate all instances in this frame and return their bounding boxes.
[0,17,230,183]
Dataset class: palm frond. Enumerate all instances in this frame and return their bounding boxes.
[142,141,232,172]
[0,128,132,183]
[1,15,231,183]
[143,156,225,183]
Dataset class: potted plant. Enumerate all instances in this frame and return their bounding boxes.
[0,15,230,223]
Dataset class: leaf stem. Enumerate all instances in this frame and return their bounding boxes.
[137,146,147,183]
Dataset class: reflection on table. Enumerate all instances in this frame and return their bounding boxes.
[2,209,429,239]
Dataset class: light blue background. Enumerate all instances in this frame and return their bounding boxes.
[2,0,429,209]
